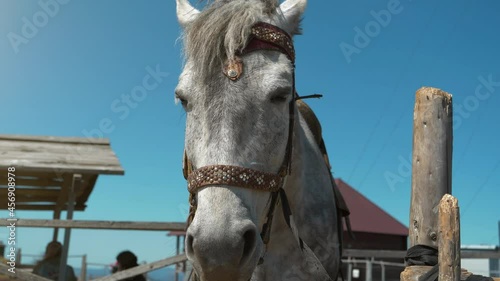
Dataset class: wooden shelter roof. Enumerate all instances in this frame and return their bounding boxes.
[0,134,124,213]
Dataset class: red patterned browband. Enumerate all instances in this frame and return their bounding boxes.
[243,22,295,63]
[223,22,295,80]
[187,165,283,193]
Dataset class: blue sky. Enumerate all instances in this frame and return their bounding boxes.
[1,0,499,270]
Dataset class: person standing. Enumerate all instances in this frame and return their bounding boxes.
[32,241,77,281]
[114,250,146,281]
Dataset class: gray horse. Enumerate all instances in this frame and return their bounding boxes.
[175,0,342,280]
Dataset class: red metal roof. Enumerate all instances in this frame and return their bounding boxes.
[336,178,408,236]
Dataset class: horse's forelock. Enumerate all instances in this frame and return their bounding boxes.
[183,0,279,82]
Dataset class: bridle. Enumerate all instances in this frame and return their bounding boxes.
[182,22,335,281]
[182,21,296,234]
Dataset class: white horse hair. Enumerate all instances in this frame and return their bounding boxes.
[175,0,340,280]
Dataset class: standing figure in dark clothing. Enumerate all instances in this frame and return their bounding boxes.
[32,241,77,281]
[115,250,146,281]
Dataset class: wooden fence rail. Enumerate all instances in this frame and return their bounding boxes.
[0,219,186,231]
[0,263,52,281]
[0,255,188,281]
[91,254,187,281]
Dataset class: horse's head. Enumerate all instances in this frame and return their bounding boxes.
[176,0,306,280]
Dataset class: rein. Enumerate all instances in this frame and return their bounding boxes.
[182,22,335,281]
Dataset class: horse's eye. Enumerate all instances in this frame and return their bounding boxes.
[270,95,288,103]
[270,88,291,103]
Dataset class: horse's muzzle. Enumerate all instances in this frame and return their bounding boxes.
[186,219,260,281]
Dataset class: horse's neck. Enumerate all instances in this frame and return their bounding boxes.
[289,115,337,224]
[254,114,341,279]
[288,115,341,268]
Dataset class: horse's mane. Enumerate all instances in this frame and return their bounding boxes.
[183,0,278,82]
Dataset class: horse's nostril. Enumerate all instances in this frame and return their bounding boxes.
[240,227,257,266]
[186,234,195,258]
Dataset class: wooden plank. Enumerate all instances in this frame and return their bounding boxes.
[5,174,93,211]
[0,219,187,231]
[0,134,110,145]
[410,87,453,248]
[0,197,59,205]
[0,162,124,175]
[0,140,113,154]
[0,152,121,167]
[0,188,60,197]
[0,264,52,281]
[0,195,60,204]
[0,170,64,179]
[0,173,90,207]
[0,177,64,187]
[0,154,123,168]
[1,204,86,211]
[0,142,117,160]
[0,146,119,160]
[0,170,101,181]
[92,254,187,281]
[439,194,460,281]
[0,135,125,175]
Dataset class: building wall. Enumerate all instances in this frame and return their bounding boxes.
[343,232,407,251]
[341,232,407,281]
[341,261,405,281]
[461,258,500,277]
[461,259,490,277]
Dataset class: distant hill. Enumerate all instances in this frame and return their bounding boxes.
[74,266,184,281]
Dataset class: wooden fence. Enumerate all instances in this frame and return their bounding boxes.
[0,219,186,281]
[400,87,499,281]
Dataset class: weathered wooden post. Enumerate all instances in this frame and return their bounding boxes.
[409,87,453,247]
[401,87,453,281]
[438,194,460,281]
[81,254,87,281]
[176,235,180,281]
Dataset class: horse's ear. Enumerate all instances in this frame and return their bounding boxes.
[176,0,200,28]
[279,0,307,34]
